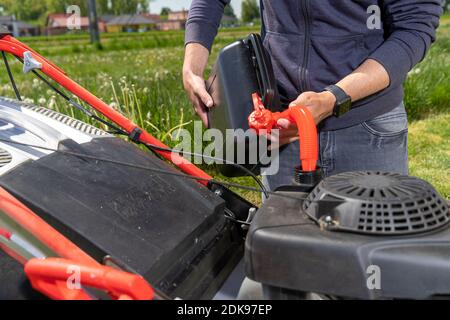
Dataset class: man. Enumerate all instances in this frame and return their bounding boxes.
[183,0,442,190]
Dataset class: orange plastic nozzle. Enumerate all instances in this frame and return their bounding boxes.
[248,93,318,172]
[248,93,277,132]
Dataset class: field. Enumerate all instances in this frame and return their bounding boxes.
[0,21,448,202]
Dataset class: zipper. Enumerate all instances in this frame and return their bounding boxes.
[299,0,311,93]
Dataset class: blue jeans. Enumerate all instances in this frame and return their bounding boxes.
[263,103,409,191]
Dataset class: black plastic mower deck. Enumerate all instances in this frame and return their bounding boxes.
[0,137,243,299]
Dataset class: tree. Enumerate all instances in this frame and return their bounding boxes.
[1,0,47,20]
[87,0,100,45]
[46,0,88,15]
[1,0,153,20]
[241,0,260,23]
[224,4,236,18]
[97,0,149,15]
[160,7,171,17]
[96,0,149,15]
[97,0,113,14]
[1,0,88,20]
[443,0,450,11]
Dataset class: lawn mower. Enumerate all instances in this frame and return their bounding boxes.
[0,27,449,300]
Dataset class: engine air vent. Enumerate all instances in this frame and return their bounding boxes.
[22,104,109,136]
[303,172,450,236]
[0,96,109,136]
[0,148,12,168]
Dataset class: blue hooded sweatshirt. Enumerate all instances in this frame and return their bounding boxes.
[185,0,442,130]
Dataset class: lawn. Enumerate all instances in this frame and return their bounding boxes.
[0,23,448,202]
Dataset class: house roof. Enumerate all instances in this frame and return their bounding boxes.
[169,10,189,14]
[107,15,157,26]
[143,14,161,22]
[99,15,116,23]
[14,21,37,29]
[47,13,90,28]
[0,15,38,29]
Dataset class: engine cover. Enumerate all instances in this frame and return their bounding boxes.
[246,174,450,300]
[0,96,110,176]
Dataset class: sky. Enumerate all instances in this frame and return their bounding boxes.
[150,0,243,18]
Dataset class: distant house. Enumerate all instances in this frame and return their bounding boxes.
[107,14,158,33]
[46,13,88,35]
[157,10,188,31]
[46,13,107,36]
[0,15,39,36]
[144,14,162,23]
[168,10,189,21]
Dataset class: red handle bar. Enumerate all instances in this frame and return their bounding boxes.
[25,258,154,300]
[0,34,212,185]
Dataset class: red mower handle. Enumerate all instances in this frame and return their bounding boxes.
[248,93,318,172]
[0,34,212,185]
[25,258,154,300]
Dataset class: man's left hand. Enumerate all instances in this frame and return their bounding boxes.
[274,91,336,147]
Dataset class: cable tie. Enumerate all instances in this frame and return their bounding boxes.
[129,127,142,143]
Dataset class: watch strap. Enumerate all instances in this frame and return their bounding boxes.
[324,85,352,117]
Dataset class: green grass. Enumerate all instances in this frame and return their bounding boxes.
[0,25,448,202]
[17,28,260,56]
[409,113,450,199]
[404,16,450,120]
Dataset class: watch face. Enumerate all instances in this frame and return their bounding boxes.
[340,98,352,116]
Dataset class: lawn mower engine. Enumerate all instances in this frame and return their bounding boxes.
[246,171,450,299]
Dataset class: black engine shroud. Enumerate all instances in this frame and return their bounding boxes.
[246,173,450,300]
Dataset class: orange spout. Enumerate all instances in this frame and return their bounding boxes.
[249,93,318,172]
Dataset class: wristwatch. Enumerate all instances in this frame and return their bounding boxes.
[324,85,352,118]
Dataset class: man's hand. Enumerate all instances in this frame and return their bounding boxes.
[275,91,336,147]
[183,43,213,126]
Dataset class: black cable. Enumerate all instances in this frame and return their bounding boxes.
[14,56,126,136]
[2,52,22,101]
[34,73,127,135]
[141,142,269,198]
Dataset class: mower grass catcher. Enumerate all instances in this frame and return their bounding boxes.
[0,29,449,300]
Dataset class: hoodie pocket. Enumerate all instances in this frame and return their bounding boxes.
[309,34,368,91]
[264,32,305,102]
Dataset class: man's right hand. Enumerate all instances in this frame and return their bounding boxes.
[183,43,213,126]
